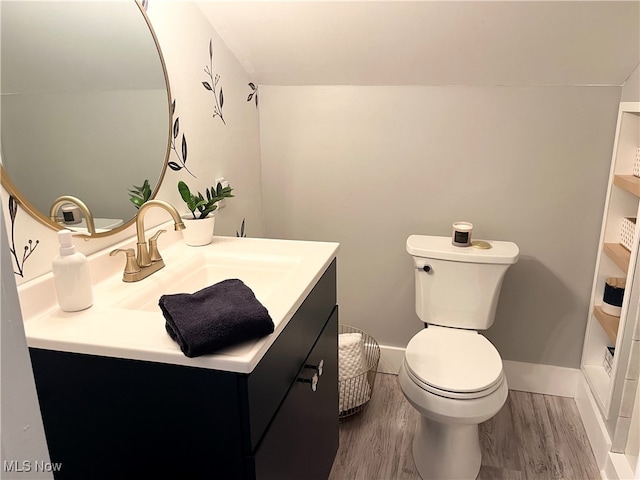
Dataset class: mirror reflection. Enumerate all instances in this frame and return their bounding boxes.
[1,0,170,235]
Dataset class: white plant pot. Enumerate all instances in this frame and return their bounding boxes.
[180,214,215,246]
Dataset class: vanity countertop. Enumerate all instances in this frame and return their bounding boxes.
[19,227,339,374]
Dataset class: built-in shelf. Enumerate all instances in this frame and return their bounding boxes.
[613,175,640,197]
[593,305,620,344]
[582,102,640,419]
[603,243,631,273]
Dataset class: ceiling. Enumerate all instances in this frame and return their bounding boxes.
[196,1,640,87]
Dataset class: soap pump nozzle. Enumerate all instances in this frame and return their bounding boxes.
[57,229,77,256]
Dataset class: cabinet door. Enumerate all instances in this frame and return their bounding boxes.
[252,307,339,480]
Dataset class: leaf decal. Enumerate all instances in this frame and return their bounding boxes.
[173,117,179,139]
[168,99,195,177]
[236,218,246,238]
[7,195,39,277]
[246,83,259,108]
[203,38,225,125]
[9,195,17,222]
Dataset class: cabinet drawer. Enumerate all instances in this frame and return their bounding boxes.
[251,307,339,480]
[244,259,336,451]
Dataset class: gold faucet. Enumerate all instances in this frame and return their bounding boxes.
[110,200,185,282]
[49,195,96,235]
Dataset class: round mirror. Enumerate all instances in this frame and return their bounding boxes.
[1,0,171,237]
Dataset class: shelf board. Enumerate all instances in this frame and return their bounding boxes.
[593,306,619,344]
[613,175,640,197]
[603,243,631,273]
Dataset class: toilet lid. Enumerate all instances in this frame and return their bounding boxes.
[405,327,503,396]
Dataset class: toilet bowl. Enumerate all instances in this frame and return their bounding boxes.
[398,327,508,479]
[401,235,518,480]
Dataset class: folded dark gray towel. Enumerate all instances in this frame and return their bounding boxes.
[159,278,274,358]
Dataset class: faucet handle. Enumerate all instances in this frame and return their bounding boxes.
[148,230,166,263]
[110,248,141,277]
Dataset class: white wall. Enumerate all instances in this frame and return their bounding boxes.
[260,84,621,368]
[145,1,264,238]
[1,210,52,479]
[0,2,264,471]
[1,1,265,284]
[0,0,637,379]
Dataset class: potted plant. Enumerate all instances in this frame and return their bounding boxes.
[129,179,152,209]
[177,180,234,246]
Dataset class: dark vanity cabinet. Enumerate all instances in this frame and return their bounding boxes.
[29,260,338,480]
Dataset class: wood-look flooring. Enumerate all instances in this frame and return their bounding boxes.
[328,373,601,480]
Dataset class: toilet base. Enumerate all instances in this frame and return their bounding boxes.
[413,415,481,480]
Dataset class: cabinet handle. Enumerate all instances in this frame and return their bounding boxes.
[297,373,319,392]
[304,359,324,377]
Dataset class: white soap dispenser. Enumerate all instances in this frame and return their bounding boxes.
[52,229,93,312]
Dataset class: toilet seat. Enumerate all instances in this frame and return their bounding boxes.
[405,326,504,400]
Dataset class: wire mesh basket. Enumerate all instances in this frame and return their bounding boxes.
[338,324,380,421]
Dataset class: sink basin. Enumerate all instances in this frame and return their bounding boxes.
[116,251,300,312]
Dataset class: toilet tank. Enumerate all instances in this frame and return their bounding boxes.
[406,235,519,330]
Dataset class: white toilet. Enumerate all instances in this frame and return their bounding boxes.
[398,234,519,480]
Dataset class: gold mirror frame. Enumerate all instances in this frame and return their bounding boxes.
[0,1,172,240]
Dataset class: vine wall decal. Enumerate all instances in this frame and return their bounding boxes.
[168,99,195,177]
[8,196,39,277]
[247,83,259,108]
[203,39,226,125]
[236,218,246,238]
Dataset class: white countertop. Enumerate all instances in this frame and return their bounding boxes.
[19,227,339,374]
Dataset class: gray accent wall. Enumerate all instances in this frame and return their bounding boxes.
[621,64,640,103]
[260,85,622,369]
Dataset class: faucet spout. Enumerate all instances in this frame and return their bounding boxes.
[49,195,96,235]
[134,200,185,267]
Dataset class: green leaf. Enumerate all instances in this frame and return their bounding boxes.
[178,181,192,204]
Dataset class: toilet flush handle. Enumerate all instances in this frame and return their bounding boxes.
[416,265,432,273]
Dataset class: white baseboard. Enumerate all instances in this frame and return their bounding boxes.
[603,453,637,480]
[575,373,612,472]
[377,345,404,374]
[502,359,579,397]
[378,344,579,397]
